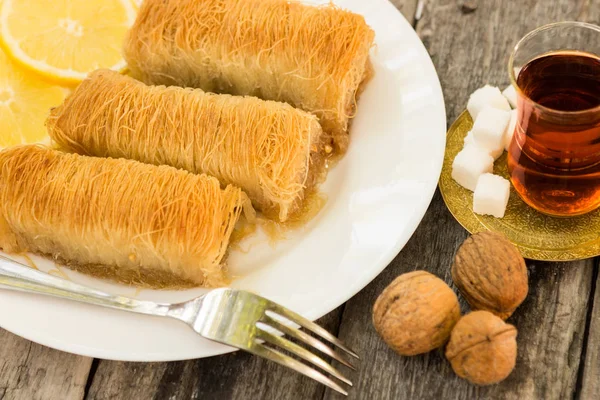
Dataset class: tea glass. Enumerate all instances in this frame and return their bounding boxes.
[507,22,600,217]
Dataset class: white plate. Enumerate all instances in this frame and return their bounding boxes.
[0,0,446,361]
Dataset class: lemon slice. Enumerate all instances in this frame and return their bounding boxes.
[0,0,136,84]
[0,48,65,147]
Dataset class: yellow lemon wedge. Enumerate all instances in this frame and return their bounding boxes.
[0,48,65,147]
[0,0,136,85]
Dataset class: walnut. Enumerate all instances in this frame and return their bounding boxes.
[372,271,461,356]
[446,311,517,385]
[452,232,528,320]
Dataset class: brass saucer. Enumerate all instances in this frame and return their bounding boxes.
[439,111,600,261]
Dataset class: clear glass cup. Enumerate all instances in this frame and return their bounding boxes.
[507,22,600,217]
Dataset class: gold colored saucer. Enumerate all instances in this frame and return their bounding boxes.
[440,111,600,261]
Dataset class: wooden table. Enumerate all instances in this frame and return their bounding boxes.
[1,1,599,399]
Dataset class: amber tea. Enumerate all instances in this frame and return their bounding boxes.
[508,50,600,216]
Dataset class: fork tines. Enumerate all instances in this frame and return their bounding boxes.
[252,301,359,396]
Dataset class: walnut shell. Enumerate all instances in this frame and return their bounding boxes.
[446,311,517,385]
[373,271,461,356]
[452,232,528,320]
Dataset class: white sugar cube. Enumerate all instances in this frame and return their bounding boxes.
[487,145,504,161]
[467,85,511,119]
[502,85,518,108]
[504,110,518,151]
[473,174,511,218]
[452,146,494,191]
[472,107,511,152]
[465,131,503,160]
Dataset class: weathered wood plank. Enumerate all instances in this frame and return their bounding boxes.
[0,329,92,400]
[86,311,342,400]
[324,0,599,399]
[580,266,600,400]
[578,3,600,400]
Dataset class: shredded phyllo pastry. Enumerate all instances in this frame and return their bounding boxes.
[0,145,254,288]
[123,0,375,154]
[47,69,325,222]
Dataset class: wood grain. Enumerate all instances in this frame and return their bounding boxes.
[0,329,92,400]
[323,0,600,399]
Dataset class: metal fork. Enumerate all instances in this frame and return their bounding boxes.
[0,255,358,395]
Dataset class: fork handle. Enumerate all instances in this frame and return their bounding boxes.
[0,254,172,317]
